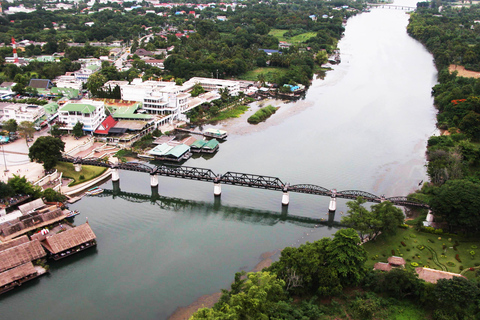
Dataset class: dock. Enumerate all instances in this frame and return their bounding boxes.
[175,128,228,140]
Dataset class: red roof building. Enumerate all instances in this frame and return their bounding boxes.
[94,115,118,135]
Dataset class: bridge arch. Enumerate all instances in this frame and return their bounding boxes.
[337,190,380,201]
[289,184,331,196]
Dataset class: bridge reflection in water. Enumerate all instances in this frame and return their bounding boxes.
[97,182,342,229]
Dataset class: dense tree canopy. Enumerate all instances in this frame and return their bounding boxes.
[28,136,65,171]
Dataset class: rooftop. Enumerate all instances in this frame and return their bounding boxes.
[60,103,96,114]
[415,267,467,284]
[0,240,46,273]
[41,223,96,254]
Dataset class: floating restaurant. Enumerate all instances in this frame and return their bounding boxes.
[147,143,192,162]
[190,139,219,153]
[0,236,48,294]
[203,128,227,140]
[40,223,97,260]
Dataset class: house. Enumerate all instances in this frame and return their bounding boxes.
[58,100,106,132]
[0,238,47,294]
[373,256,406,271]
[144,59,164,69]
[415,267,467,284]
[94,115,118,135]
[28,79,53,90]
[41,223,97,260]
[134,49,153,57]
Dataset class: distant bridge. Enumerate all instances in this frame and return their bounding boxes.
[367,3,416,11]
[61,155,429,209]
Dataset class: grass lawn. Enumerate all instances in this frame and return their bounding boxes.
[209,105,249,122]
[239,67,288,82]
[363,227,480,275]
[268,28,317,44]
[56,161,107,187]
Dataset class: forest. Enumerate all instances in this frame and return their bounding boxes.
[0,0,364,87]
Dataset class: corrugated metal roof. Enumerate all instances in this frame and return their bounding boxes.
[148,143,173,156]
[191,140,207,148]
[61,103,96,114]
[166,144,190,158]
[203,139,219,149]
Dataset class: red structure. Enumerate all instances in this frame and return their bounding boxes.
[11,37,18,63]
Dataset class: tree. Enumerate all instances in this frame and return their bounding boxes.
[72,121,84,138]
[192,271,286,319]
[430,179,480,233]
[190,83,205,97]
[43,188,67,202]
[49,124,62,138]
[28,136,65,171]
[7,174,42,198]
[85,72,107,95]
[341,197,404,241]
[3,119,17,133]
[18,121,35,147]
[0,181,14,199]
[326,228,367,287]
[432,277,480,318]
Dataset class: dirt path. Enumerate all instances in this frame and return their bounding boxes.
[449,65,480,78]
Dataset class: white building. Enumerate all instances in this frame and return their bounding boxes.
[58,100,106,132]
[2,104,45,124]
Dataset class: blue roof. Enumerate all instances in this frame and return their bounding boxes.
[259,49,282,54]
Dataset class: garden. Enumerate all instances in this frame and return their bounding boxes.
[363,227,480,278]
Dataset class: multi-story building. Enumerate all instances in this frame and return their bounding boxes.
[58,100,106,132]
[2,104,45,124]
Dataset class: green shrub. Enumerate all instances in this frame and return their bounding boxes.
[247,105,278,124]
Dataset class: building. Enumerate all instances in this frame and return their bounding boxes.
[0,237,47,295]
[2,104,45,124]
[415,267,467,284]
[41,223,97,260]
[58,100,106,132]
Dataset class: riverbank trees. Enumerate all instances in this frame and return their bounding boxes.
[407,4,480,235]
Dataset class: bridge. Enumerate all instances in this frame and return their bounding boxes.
[367,3,416,11]
[98,187,342,229]
[61,155,429,209]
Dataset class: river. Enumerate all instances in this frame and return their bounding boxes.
[0,1,437,319]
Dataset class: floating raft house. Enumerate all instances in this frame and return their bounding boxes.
[204,128,227,140]
[0,238,47,294]
[41,223,97,260]
[202,139,219,153]
[190,139,207,153]
[148,143,192,162]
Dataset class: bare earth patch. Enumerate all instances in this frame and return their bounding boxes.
[449,65,480,78]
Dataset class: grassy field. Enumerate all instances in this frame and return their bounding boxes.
[209,105,249,122]
[56,162,107,186]
[363,227,480,275]
[239,67,288,82]
[268,28,317,44]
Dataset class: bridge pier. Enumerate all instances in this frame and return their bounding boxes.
[150,173,158,187]
[74,163,82,172]
[328,189,337,212]
[112,168,120,182]
[112,180,121,195]
[214,183,221,196]
[281,192,289,206]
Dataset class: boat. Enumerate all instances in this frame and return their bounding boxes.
[85,186,104,196]
[66,210,80,218]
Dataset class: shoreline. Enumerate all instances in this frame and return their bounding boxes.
[167,250,279,320]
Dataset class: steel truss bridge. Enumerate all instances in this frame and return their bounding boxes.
[61,155,429,208]
[367,3,416,11]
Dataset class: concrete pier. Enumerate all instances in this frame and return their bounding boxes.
[150,174,158,187]
[281,192,290,206]
[214,183,221,196]
[112,180,121,195]
[328,197,336,212]
[112,168,120,182]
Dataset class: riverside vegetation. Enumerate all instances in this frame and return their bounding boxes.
[190,3,480,319]
[247,105,278,124]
